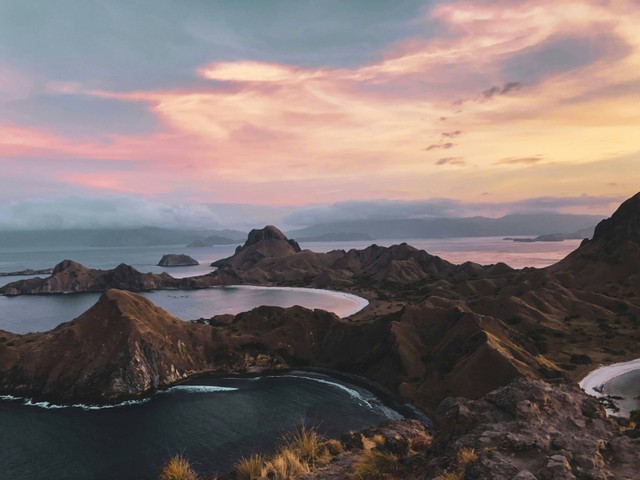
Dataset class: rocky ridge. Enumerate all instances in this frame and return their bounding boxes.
[0,260,194,295]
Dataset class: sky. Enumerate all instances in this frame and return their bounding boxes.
[0,0,638,230]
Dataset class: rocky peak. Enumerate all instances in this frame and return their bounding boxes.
[52,259,86,275]
[212,225,301,269]
[591,191,640,251]
[245,225,301,252]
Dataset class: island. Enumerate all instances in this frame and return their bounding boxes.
[1,192,639,479]
[157,253,199,267]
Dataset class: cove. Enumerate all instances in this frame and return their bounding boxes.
[0,285,368,334]
[0,371,401,480]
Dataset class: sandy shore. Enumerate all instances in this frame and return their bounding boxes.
[226,285,369,318]
[579,357,640,415]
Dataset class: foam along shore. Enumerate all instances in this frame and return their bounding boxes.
[224,284,369,318]
[578,357,640,416]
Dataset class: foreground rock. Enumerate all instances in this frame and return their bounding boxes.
[157,253,199,267]
[424,378,639,480]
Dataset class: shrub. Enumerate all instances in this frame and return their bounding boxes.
[159,455,198,480]
[234,453,264,480]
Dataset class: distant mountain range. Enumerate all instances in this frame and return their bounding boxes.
[287,213,601,241]
[0,227,246,248]
[0,212,601,248]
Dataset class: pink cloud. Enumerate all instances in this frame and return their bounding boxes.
[3,0,640,204]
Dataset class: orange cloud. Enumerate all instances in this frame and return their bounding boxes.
[2,0,639,205]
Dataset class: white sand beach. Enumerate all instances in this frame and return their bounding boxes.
[579,358,640,415]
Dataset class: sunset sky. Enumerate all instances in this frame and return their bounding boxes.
[0,0,638,229]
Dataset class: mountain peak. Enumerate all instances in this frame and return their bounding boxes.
[212,225,301,269]
[591,192,640,250]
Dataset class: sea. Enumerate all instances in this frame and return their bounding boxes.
[5,236,633,479]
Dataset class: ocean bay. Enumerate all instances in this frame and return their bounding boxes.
[0,372,401,480]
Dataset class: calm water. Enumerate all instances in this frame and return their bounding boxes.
[0,286,366,334]
[0,372,401,480]
[603,369,640,415]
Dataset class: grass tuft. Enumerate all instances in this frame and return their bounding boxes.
[264,447,310,479]
[350,449,399,480]
[284,425,328,467]
[456,447,477,470]
[234,453,264,480]
[159,454,198,480]
[434,471,463,480]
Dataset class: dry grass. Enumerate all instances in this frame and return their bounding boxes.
[456,447,477,470]
[264,447,310,479]
[159,455,198,480]
[409,434,432,453]
[284,425,330,467]
[234,453,264,480]
[433,447,478,480]
[371,434,385,447]
[350,449,399,480]
[433,471,463,480]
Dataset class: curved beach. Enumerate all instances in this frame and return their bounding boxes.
[579,357,640,415]
[227,284,369,318]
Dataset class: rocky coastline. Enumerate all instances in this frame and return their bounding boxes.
[1,192,639,478]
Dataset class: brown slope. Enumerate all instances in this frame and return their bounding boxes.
[0,289,217,402]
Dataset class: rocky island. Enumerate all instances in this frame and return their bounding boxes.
[157,253,199,267]
[1,192,640,478]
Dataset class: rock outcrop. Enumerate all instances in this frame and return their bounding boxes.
[157,254,199,267]
[291,379,639,480]
[212,225,301,270]
[425,378,639,480]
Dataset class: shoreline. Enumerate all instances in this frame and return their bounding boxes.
[221,284,369,318]
[0,369,412,423]
[578,357,640,416]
